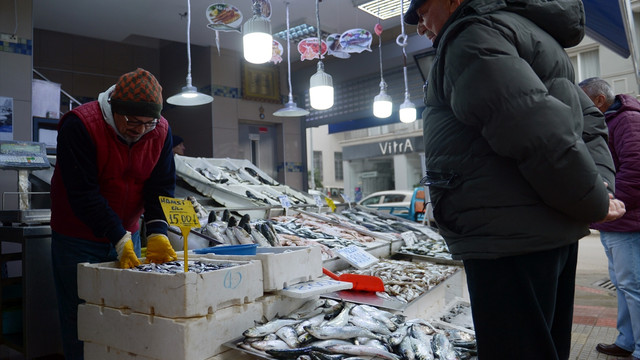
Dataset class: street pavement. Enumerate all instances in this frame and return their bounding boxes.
[571,230,628,360]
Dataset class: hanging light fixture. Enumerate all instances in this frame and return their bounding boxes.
[274,2,310,117]
[243,1,273,64]
[309,0,334,110]
[397,0,416,123]
[372,10,392,118]
[167,0,213,106]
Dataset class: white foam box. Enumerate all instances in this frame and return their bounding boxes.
[84,343,258,360]
[201,246,323,292]
[78,259,263,318]
[400,269,465,320]
[431,296,475,334]
[79,302,262,360]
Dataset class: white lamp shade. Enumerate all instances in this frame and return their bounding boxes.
[243,16,272,64]
[310,65,334,110]
[399,99,417,123]
[167,85,213,106]
[373,91,392,118]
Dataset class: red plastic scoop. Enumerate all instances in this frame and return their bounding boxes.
[322,267,385,292]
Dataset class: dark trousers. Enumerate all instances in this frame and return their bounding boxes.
[463,242,578,360]
[51,231,140,360]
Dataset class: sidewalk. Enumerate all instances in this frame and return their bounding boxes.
[570,231,626,360]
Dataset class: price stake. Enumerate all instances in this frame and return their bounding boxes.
[335,245,379,269]
[278,195,292,216]
[401,231,417,247]
[159,196,202,272]
[313,194,323,208]
[340,192,352,209]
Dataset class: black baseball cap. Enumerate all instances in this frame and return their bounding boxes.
[403,0,428,25]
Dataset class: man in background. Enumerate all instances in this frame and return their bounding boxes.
[580,77,640,360]
[172,134,185,155]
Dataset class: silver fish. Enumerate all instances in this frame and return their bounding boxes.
[287,299,327,320]
[304,325,383,341]
[325,344,401,360]
[356,304,398,331]
[399,335,416,360]
[388,324,410,347]
[243,318,301,338]
[326,302,355,327]
[295,313,327,335]
[409,324,434,360]
[232,226,254,245]
[250,228,271,247]
[249,339,292,351]
[275,325,300,348]
[431,333,459,360]
[348,315,392,335]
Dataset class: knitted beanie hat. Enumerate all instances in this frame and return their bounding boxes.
[110,68,163,119]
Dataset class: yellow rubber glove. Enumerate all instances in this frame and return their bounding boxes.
[115,231,141,269]
[145,233,177,264]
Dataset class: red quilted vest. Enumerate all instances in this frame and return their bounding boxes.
[50,101,168,242]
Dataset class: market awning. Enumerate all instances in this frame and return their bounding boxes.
[583,0,630,58]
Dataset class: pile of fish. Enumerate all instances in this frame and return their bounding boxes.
[440,302,474,332]
[195,209,282,248]
[131,260,236,274]
[337,259,459,304]
[238,298,477,359]
[399,238,454,262]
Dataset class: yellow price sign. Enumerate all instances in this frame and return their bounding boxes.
[159,196,201,272]
[159,196,201,228]
[325,197,337,212]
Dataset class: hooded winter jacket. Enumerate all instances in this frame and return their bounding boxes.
[592,94,640,232]
[423,0,613,259]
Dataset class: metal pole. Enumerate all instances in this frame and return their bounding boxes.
[619,0,640,91]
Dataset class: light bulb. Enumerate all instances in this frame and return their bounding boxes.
[399,98,416,123]
[373,81,392,118]
[309,62,334,110]
[243,13,272,64]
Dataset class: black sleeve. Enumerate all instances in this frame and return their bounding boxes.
[56,114,127,244]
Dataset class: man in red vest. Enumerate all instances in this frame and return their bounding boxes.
[50,68,178,359]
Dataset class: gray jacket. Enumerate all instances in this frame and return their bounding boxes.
[423,0,614,259]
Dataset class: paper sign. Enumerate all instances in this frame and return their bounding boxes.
[401,231,417,247]
[280,279,353,298]
[159,196,201,228]
[313,194,323,207]
[278,195,292,208]
[335,245,379,269]
[159,196,201,272]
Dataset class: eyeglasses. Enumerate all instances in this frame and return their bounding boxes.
[124,115,158,129]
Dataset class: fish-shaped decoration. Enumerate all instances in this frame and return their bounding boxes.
[326,33,350,59]
[254,0,271,19]
[206,3,242,32]
[298,37,328,61]
[339,28,373,53]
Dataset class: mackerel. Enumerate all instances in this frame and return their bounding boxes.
[305,325,383,341]
[325,344,401,360]
[243,318,301,338]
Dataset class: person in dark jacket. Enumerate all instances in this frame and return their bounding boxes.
[580,77,640,360]
[50,68,178,359]
[404,0,626,359]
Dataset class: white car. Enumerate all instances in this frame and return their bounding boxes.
[357,190,413,219]
[358,189,435,224]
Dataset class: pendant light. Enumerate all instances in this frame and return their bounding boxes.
[309,0,334,110]
[167,0,213,106]
[372,14,391,118]
[243,1,273,64]
[274,2,310,117]
[397,0,416,123]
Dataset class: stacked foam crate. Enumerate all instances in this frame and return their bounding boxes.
[77,259,264,360]
[200,246,325,322]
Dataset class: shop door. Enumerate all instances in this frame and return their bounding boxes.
[238,123,277,180]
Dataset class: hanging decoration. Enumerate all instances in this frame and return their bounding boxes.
[339,28,372,53]
[326,33,350,59]
[271,39,283,64]
[206,3,243,54]
[298,37,328,61]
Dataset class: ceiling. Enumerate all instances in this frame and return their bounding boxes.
[33,0,409,54]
